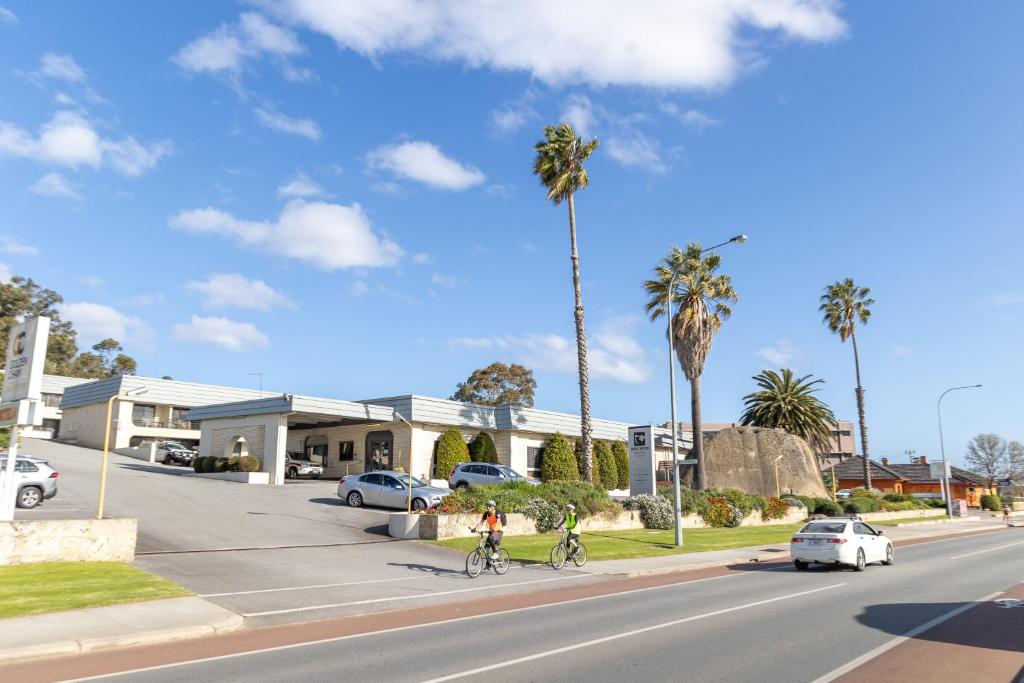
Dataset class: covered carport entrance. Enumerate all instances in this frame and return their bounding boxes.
[188,395,400,485]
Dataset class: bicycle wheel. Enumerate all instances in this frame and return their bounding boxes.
[466,549,484,578]
[550,543,567,570]
[572,542,588,567]
[493,548,510,575]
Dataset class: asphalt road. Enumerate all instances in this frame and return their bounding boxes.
[65,525,1024,682]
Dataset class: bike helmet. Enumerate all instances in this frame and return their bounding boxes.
[566,504,576,511]
[486,500,496,507]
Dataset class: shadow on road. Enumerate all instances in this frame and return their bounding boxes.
[387,561,465,577]
[309,497,346,507]
[855,600,1024,654]
[116,463,187,475]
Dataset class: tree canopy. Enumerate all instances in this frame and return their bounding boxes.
[450,362,537,407]
[739,369,837,453]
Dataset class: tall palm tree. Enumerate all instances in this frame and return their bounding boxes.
[820,278,875,488]
[533,123,600,482]
[739,369,838,454]
[643,244,737,489]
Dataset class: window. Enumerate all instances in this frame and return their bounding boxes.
[15,460,39,473]
[132,404,156,427]
[482,465,498,477]
[381,475,403,489]
[338,441,355,462]
[232,440,245,456]
[42,393,61,408]
[170,407,191,428]
[526,447,545,477]
[799,522,847,534]
[361,473,383,485]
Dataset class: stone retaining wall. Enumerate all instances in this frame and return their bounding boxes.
[0,518,137,565]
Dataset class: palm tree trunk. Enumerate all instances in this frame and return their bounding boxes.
[691,374,704,490]
[850,329,871,489]
[567,192,593,482]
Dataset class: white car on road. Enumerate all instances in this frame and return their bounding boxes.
[790,517,894,571]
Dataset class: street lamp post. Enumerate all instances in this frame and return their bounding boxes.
[774,454,784,498]
[666,233,748,547]
[98,386,148,519]
[937,384,981,518]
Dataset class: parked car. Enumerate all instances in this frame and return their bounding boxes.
[449,462,540,489]
[790,517,894,571]
[338,470,451,511]
[835,489,852,499]
[285,452,323,480]
[0,456,59,509]
[157,442,196,466]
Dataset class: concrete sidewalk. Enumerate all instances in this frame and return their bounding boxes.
[584,518,1008,577]
[0,597,242,665]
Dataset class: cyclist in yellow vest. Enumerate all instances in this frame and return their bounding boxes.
[471,500,507,561]
[555,504,580,557]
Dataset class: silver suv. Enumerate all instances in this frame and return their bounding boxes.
[285,452,323,480]
[0,456,59,509]
[449,462,540,489]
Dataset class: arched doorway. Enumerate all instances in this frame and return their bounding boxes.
[225,435,249,458]
[365,431,393,471]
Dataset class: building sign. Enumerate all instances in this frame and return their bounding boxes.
[929,461,951,479]
[0,400,31,428]
[628,425,656,496]
[2,316,50,403]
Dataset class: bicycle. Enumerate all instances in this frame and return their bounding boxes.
[550,528,587,569]
[465,529,510,578]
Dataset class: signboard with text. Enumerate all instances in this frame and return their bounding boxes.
[929,461,951,479]
[627,425,656,496]
[2,316,50,403]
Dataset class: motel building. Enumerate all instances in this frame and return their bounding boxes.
[55,374,682,486]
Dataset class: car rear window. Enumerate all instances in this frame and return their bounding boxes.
[799,522,847,534]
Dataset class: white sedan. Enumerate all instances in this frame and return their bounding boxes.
[790,517,894,571]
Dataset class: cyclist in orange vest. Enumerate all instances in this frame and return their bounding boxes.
[471,500,507,561]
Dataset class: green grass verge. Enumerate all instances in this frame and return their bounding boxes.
[0,562,190,620]
[871,514,950,526]
[433,524,804,563]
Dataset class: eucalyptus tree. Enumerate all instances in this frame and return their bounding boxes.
[533,123,600,482]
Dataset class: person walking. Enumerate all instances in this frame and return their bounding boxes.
[1003,503,1011,525]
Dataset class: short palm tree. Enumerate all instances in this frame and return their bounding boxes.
[739,369,838,453]
[820,278,875,487]
[643,243,737,489]
[533,123,600,482]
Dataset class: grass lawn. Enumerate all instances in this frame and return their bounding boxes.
[0,562,190,620]
[871,514,950,526]
[433,524,804,563]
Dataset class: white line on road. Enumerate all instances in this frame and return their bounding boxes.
[949,540,1024,560]
[199,576,422,597]
[809,589,1004,682]
[419,583,847,682]
[241,574,594,617]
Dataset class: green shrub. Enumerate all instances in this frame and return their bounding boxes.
[815,499,844,516]
[705,488,762,515]
[227,456,241,472]
[537,480,611,516]
[623,494,674,529]
[702,497,743,527]
[214,457,234,473]
[436,428,469,480]
[541,433,580,482]
[192,457,204,473]
[437,480,614,519]
[980,494,1002,511]
[849,487,881,499]
[611,440,629,489]
[880,500,919,512]
[761,497,789,521]
[523,498,562,532]
[883,493,915,503]
[197,456,216,473]
[238,455,260,473]
[468,432,498,464]
[595,441,618,491]
[843,497,880,514]
[794,496,817,513]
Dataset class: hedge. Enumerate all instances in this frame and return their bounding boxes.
[541,433,580,482]
[437,481,618,524]
[980,494,1002,511]
[594,441,618,491]
[469,432,498,464]
[436,428,469,480]
[611,440,629,489]
[238,455,261,472]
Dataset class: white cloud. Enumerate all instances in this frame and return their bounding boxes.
[54,92,76,106]
[485,184,513,199]
[661,103,722,129]
[173,12,307,83]
[0,263,10,282]
[0,111,171,176]
[369,180,404,196]
[491,107,530,133]
[350,281,369,296]
[253,106,321,140]
[756,340,801,368]
[447,317,651,384]
[412,252,432,265]
[277,170,324,198]
[37,53,86,82]
[366,140,485,191]
[170,199,404,270]
[431,272,462,288]
[61,302,153,347]
[185,273,292,311]
[28,171,81,199]
[0,7,18,25]
[0,236,39,256]
[561,94,597,137]
[172,315,269,352]
[605,131,667,173]
[266,0,845,90]
[82,276,105,291]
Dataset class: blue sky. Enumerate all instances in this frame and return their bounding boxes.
[1,1,1022,467]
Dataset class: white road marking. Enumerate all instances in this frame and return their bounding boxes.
[65,569,752,681]
[809,589,1004,682]
[199,576,422,597]
[420,583,847,682]
[949,539,1024,560]
[241,574,594,617]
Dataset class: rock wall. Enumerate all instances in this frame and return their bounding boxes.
[0,518,137,565]
[703,426,829,498]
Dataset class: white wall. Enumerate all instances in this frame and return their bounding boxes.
[198,414,289,485]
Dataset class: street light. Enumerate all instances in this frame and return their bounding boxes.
[666,233,749,547]
[937,384,982,518]
[774,454,784,498]
[97,386,148,519]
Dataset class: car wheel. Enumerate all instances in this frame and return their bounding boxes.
[854,548,866,572]
[455,481,469,490]
[793,560,809,571]
[882,544,894,566]
[287,467,298,480]
[412,498,427,511]
[347,491,363,508]
[17,486,42,509]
